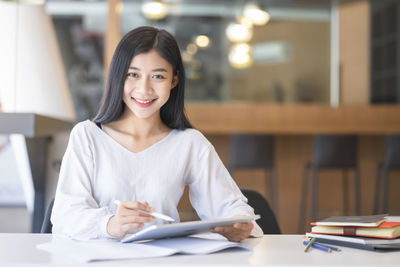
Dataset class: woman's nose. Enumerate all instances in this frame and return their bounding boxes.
[136,76,152,93]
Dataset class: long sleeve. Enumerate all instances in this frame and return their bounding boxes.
[188,144,263,237]
[51,126,113,241]
[51,122,262,240]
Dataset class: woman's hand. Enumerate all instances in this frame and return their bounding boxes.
[210,221,254,242]
[107,201,155,239]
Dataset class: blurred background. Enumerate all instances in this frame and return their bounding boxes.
[0,0,399,235]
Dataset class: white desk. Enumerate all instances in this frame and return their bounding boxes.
[1,234,399,266]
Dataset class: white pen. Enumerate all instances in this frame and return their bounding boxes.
[113,200,175,222]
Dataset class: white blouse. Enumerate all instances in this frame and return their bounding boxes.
[51,120,263,240]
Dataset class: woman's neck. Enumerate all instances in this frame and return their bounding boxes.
[110,110,169,138]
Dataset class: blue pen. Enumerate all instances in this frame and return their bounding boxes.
[303,240,341,251]
[315,243,341,252]
[303,240,337,253]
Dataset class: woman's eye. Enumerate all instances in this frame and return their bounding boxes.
[152,74,165,79]
[127,73,138,78]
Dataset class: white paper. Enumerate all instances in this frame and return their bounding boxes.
[143,236,250,255]
[37,235,250,262]
[37,237,176,262]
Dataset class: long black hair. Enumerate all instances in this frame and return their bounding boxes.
[93,26,192,129]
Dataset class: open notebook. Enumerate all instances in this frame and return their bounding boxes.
[37,234,252,262]
[121,215,260,243]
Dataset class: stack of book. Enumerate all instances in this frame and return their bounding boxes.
[306,214,400,251]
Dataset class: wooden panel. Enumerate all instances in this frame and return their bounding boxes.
[104,0,121,76]
[186,104,400,134]
[339,0,370,104]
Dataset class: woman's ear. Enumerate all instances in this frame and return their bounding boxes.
[171,75,179,89]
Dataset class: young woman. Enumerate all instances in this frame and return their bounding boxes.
[51,26,263,242]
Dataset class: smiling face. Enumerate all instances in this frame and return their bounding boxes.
[122,49,178,121]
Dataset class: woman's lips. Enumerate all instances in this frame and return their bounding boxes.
[132,97,157,107]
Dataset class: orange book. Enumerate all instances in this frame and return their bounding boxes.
[313,214,387,227]
[311,221,400,239]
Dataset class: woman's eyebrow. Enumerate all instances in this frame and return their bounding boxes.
[152,68,168,72]
[128,66,168,73]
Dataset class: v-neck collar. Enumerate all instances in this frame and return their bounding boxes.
[89,120,175,155]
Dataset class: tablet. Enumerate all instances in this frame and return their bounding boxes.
[121,215,260,243]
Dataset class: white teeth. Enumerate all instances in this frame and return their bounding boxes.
[135,98,153,104]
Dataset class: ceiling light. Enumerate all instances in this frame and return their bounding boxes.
[229,43,253,69]
[226,23,253,43]
[194,35,210,48]
[186,43,198,55]
[238,16,253,27]
[232,43,251,54]
[141,1,167,20]
[243,3,270,26]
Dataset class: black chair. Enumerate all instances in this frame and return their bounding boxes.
[374,135,400,214]
[229,134,277,216]
[241,188,280,234]
[298,135,361,232]
[40,198,54,233]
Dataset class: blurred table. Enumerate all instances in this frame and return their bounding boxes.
[0,112,73,233]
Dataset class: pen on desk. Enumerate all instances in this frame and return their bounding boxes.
[302,237,341,252]
[113,200,175,222]
[303,240,332,253]
[304,237,316,252]
[315,243,341,252]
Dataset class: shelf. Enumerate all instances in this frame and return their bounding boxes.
[186,103,400,134]
[0,112,73,137]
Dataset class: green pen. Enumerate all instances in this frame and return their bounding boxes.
[304,237,316,252]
